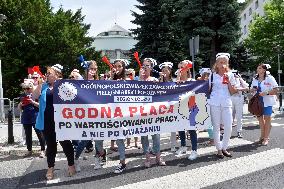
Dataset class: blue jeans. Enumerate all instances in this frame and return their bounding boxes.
[116,139,126,160]
[179,130,197,151]
[141,134,160,154]
[75,140,103,159]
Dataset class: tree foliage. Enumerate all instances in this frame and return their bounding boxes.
[244,0,284,72]
[131,0,241,70]
[177,0,241,67]
[0,0,102,98]
[131,0,185,69]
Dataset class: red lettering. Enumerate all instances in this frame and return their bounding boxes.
[149,106,157,115]
[167,105,174,113]
[101,107,111,118]
[114,107,123,118]
[159,105,167,114]
[75,108,85,119]
[140,106,147,116]
[129,107,137,117]
[62,108,73,119]
[88,108,98,118]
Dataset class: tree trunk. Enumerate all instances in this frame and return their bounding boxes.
[210,35,217,68]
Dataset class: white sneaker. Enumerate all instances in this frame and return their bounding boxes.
[171,147,176,152]
[74,159,81,172]
[175,146,187,155]
[114,163,126,174]
[94,157,102,170]
[39,151,45,158]
[188,150,198,160]
[20,141,26,147]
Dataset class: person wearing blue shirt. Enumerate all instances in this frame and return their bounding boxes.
[18,80,45,157]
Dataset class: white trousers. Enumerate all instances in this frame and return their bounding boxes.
[210,105,233,151]
[231,95,244,132]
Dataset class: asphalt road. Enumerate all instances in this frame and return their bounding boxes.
[0,108,284,189]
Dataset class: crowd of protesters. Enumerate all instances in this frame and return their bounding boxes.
[18,53,279,180]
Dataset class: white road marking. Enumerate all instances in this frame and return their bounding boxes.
[113,148,284,189]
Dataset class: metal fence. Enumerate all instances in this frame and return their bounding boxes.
[0,98,21,123]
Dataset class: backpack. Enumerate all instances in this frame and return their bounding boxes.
[248,94,263,116]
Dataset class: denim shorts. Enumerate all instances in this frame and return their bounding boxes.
[263,106,273,116]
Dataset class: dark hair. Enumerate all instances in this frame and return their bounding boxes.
[159,67,172,82]
[113,60,126,80]
[255,64,267,80]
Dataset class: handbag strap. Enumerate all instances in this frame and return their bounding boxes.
[209,73,213,93]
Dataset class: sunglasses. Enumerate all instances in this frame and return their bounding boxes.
[142,65,152,69]
[23,88,31,90]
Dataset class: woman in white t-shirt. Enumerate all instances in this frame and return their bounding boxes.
[110,59,130,174]
[175,60,199,161]
[140,58,166,167]
[209,53,237,158]
[251,64,278,145]
[158,62,177,152]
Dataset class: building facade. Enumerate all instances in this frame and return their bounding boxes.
[239,0,268,41]
[93,24,138,63]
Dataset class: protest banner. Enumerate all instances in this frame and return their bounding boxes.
[54,80,210,140]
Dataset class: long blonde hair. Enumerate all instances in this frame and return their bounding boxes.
[46,66,63,78]
[212,57,230,74]
[88,60,99,80]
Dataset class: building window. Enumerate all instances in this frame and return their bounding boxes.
[255,0,259,9]
[249,7,252,16]
[244,13,247,20]
[243,25,247,35]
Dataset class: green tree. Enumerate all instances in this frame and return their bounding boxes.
[0,0,102,99]
[177,0,241,67]
[230,43,256,71]
[244,0,284,77]
[131,0,185,68]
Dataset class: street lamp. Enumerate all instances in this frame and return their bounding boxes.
[276,45,282,109]
[0,14,7,122]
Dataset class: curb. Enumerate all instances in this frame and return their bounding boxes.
[0,148,42,156]
[0,141,42,156]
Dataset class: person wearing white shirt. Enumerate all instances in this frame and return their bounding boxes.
[250,64,278,145]
[140,58,166,168]
[209,53,238,158]
[158,62,177,152]
[231,71,249,138]
[175,60,198,161]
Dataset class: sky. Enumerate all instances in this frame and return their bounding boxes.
[50,0,139,36]
[50,0,246,37]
